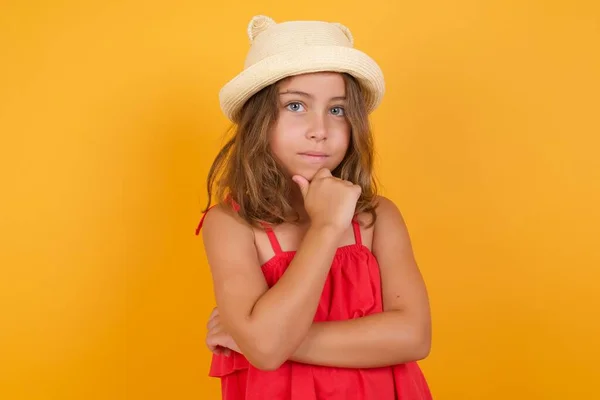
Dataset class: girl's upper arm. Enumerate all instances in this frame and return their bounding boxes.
[373,197,431,331]
[201,205,269,334]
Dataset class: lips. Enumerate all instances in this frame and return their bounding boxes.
[298,152,329,164]
[298,152,329,158]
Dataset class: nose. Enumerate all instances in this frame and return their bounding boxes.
[307,112,327,142]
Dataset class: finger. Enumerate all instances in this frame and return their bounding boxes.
[332,177,353,187]
[292,175,310,198]
[206,315,220,332]
[210,342,227,356]
[212,346,227,356]
[206,323,224,350]
[314,168,332,179]
[207,343,219,353]
[208,324,224,338]
[206,332,234,357]
[208,344,225,356]
[206,307,218,328]
[206,337,218,353]
[206,331,224,350]
[207,307,219,325]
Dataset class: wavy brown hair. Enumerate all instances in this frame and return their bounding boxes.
[205,73,379,226]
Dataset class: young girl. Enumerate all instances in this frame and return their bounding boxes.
[196,15,432,400]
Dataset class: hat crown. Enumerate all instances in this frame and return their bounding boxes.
[244,16,354,68]
[219,15,384,122]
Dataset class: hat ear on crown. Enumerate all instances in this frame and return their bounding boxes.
[247,15,276,43]
[220,16,384,122]
[331,22,354,46]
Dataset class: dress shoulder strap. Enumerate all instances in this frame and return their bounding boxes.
[351,218,363,246]
[195,205,215,235]
[194,198,240,236]
[260,222,283,255]
[195,201,283,256]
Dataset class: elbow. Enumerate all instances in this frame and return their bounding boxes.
[410,327,432,361]
[244,337,289,371]
[393,323,431,363]
[412,336,431,361]
[248,350,286,371]
[251,357,285,371]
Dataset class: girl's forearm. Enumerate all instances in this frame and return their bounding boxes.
[289,311,431,368]
[242,225,342,369]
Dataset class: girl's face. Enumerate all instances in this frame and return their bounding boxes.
[269,72,351,182]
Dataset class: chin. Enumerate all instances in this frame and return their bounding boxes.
[292,166,337,182]
[285,167,313,181]
[303,171,319,182]
[283,155,344,180]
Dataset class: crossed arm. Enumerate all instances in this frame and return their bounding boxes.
[202,196,431,370]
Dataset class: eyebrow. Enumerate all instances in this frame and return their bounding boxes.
[279,90,346,101]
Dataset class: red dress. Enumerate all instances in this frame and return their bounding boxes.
[197,209,432,400]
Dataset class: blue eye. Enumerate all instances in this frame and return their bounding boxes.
[286,102,305,112]
[330,107,345,116]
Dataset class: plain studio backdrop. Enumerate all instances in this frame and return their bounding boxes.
[1,1,599,399]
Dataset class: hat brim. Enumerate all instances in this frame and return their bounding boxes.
[219,46,385,122]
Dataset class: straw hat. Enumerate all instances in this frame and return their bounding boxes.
[219,15,385,122]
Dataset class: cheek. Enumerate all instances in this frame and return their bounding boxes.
[267,128,299,177]
[268,131,292,167]
[332,122,352,153]
[269,118,303,155]
[268,125,285,157]
[268,136,284,161]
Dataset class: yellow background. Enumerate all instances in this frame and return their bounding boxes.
[2,1,599,399]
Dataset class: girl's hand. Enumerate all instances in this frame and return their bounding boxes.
[206,307,242,356]
[292,168,361,232]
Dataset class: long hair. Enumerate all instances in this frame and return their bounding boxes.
[205,73,379,226]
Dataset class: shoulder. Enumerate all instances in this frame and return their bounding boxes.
[374,195,402,218]
[357,195,406,227]
[371,196,413,252]
[201,203,262,275]
[355,196,408,250]
[200,203,254,244]
[355,196,399,224]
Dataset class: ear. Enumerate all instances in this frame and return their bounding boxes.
[331,22,354,46]
[247,15,276,43]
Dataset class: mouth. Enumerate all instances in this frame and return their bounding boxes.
[298,152,329,159]
[298,152,330,164]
